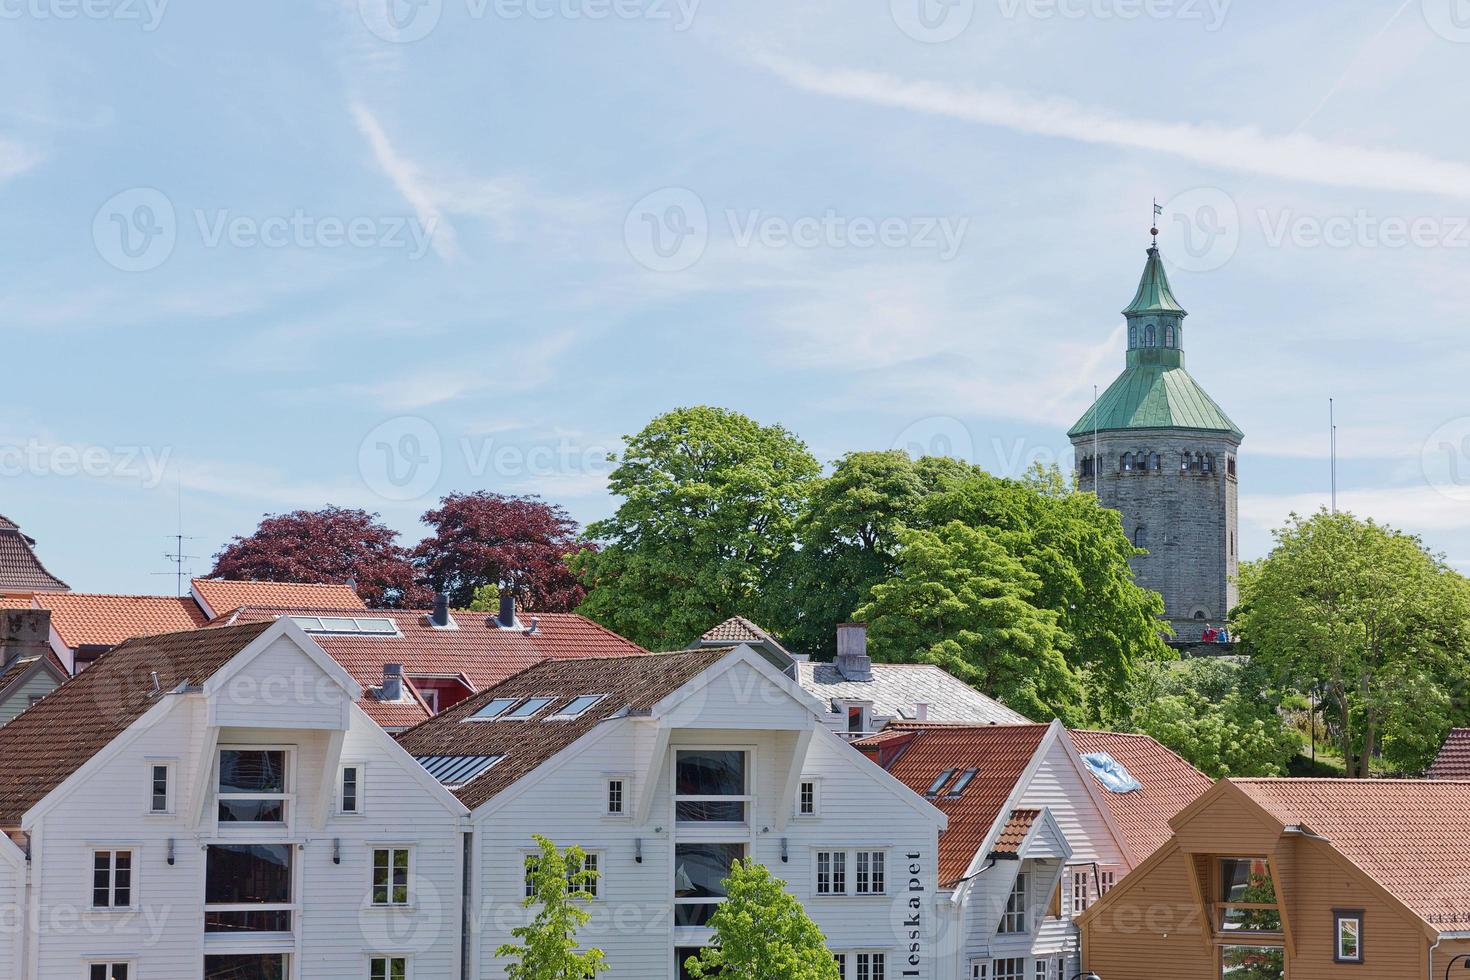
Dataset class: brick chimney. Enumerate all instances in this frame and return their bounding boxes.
[834,623,872,681]
[1,609,51,669]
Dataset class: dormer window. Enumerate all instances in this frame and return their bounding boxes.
[1216,858,1282,933]
[218,749,289,824]
[998,872,1028,934]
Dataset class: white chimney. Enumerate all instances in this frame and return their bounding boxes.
[915,702,930,722]
[834,623,872,681]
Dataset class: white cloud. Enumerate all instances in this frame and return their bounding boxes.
[757,55,1470,201]
[0,136,43,183]
[1240,485,1470,535]
[349,102,461,261]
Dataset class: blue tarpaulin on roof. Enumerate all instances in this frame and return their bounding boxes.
[1081,752,1142,793]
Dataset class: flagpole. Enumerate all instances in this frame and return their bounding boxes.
[1330,397,1337,514]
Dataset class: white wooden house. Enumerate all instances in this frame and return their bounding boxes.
[396,643,950,980]
[0,618,469,980]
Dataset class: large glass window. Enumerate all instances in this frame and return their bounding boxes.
[998,873,1027,934]
[1217,858,1281,933]
[204,954,287,979]
[675,750,747,822]
[89,964,129,980]
[204,843,292,933]
[1220,945,1285,979]
[674,842,744,926]
[218,750,288,824]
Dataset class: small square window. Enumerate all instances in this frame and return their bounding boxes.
[1334,909,1363,963]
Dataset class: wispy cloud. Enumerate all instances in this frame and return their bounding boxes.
[757,55,1470,201]
[349,102,461,261]
[0,135,43,183]
[1241,485,1470,536]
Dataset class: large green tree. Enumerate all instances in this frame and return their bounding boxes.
[683,859,840,980]
[1236,510,1470,776]
[855,521,1080,720]
[495,836,607,980]
[570,407,820,650]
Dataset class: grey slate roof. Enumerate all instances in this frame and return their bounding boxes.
[797,661,1029,725]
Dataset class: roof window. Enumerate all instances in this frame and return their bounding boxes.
[925,769,956,797]
[415,755,502,788]
[464,697,521,722]
[547,694,606,720]
[503,697,556,720]
[946,768,979,797]
[290,615,399,636]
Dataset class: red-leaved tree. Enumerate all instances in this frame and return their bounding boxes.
[414,492,592,611]
[209,506,431,609]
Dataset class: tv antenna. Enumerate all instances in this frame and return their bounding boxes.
[151,465,200,595]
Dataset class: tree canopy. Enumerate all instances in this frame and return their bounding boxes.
[570,407,821,650]
[208,505,427,608]
[415,491,590,611]
[682,859,840,980]
[1235,509,1470,775]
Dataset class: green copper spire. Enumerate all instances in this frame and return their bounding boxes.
[1122,245,1187,316]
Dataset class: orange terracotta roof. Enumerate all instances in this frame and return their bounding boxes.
[1428,728,1470,779]
[992,808,1040,857]
[0,621,273,828]
[855,722,1050,886]
[33,593,209,649]
[396,648,733,809]
[216,606,647,728]
[1069,729,1212,862]
[1231,778,1470,928]
[191,578,365,616]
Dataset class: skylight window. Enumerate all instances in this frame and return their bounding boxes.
[465,697,521,722]
[547,694,606,720]
[290,616,400,637]
[503,697,556,720]
[925,769,956,798]
[415,755,503,788]
[946,768,979,797]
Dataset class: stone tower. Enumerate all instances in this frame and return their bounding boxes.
[1069,238,1243,642]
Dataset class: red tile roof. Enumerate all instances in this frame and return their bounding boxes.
[0,516,67,592]
[992,808,1040,857]
[1428,728,1470,779]
[191,578,365,617]
[216,607,647,728]
[395,648,734,809]
[33,593,209,649]
[1231,778,1470,928]
[855,722,1050,885]
[0,621,273,828]
[1069,729,1212,862]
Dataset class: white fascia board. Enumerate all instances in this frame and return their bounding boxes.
[956,720,1063,886]
[203,616,363,703]
[468,714,633,823]
[648,645,830,723]
[353,701,469,818]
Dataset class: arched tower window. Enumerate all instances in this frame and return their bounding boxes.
[1120,453,1132,472]
[1128,324,1137,349]
[1164,324,1175,347]
[1203,454,1214,473]
[1144,324,1156,347]
[1133,526,1148,548]
[1149,452,1161,471]
[1180,452,1191,472]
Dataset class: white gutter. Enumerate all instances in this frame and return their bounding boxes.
[1429,930,1470,980]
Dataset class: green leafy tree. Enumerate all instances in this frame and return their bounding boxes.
[495,836,607,980]
[855,521,1079,720]
[1235,510,1470,776]
[683,859,840,980]
[571,407,820,650]
[468,582,500,612]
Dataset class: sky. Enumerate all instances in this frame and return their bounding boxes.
[2,0,1469,593]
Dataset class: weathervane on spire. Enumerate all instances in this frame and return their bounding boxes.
[1151,198,1163,245]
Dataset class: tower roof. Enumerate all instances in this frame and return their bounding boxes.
[1069,363,1242,439]
[0,516,68,593]
[1122,246,1186,317]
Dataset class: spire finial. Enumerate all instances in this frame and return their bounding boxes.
[1151,198,1162,247]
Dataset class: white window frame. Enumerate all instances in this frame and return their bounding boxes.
[90,847,135,911]
[850,950,886,980]
[145,758,176,816]
[604,775,630,818]
[991,958,1026,980]
[814,848,887,897]
[1069,867,1091,916]
[672,746,753,826]
[85,960,136,980]
[369,954,411,980]
[216,745,294,828]
[969,961,987,980]
[1034,960,1047,980]
[525,849,602,901]
[339,763,365,816]
[998,871,1028,934]
[369,845,414,909]
[203,842,295,935]
[1335,909,1363,963]
[796,778,820,818]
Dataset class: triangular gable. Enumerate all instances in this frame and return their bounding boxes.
[649,645,829,727]
[0,652,68,705]
[346,701,469,818]
[204,618,362,730]
[1168,779,1284,854]
[204,617,360,698]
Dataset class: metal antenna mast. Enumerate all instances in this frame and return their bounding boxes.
[152,467,200,595]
